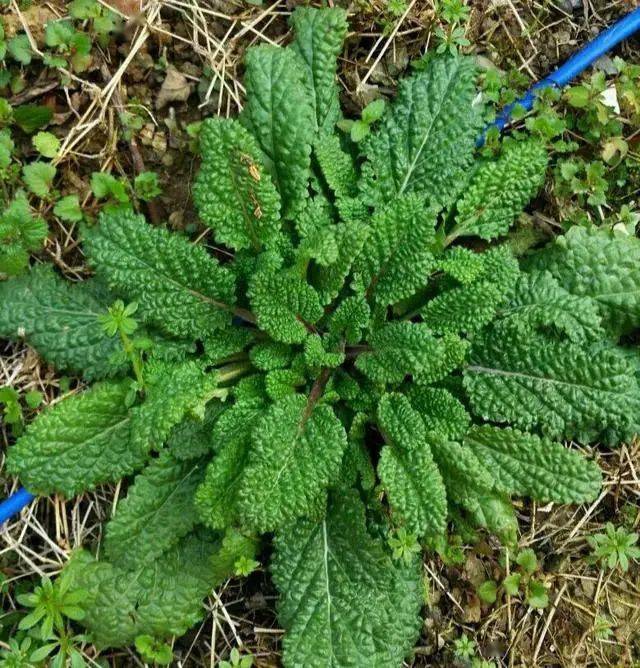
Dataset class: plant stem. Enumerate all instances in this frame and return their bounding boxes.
[216,361,252,385]
[119,331,144,387]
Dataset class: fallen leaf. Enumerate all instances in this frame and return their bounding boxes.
[156,66,193,110]
[104,0,143,17]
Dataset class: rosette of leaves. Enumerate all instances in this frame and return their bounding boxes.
[2,8,639,666]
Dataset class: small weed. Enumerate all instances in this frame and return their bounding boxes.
[588,522,640,572]
[477,548,549,609]
[220,647,254,668]
[135,635,173,666]
[453,633,476,659]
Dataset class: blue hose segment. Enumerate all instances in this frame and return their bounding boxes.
[478,6,640,145]
[0,487,35,524]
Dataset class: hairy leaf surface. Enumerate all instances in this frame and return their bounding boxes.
[361,55,480,206]
[352,194,437,306]
[291,7,348,133]
[193,118,281,250]
[377,394,447,537]
[64,532,217,647]
[0,266,125,379]
[464,425,602,503]
[526,226,640,336]
[464,323,640,442]
[452,139,547,241]
[272,489,422,667]
[500,270,603,342]
[7,382,142,497]
[238,394,347,531]
[105,450,205,569]
[85,210,236,339]
[241,46,314,218]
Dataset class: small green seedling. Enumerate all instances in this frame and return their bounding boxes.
[588,522,640,572]
[0,193,48,275]
[44,20,92,73]
[453,633,476,659]
[388,527,421,564]
[135,635,173,666]
[0,387,43,435]
[134,172,162,202]
[32,131,60,159]
[337,98,385,142]
[90,172,130,208]
[220,647,254,668]
[478,548,549,609]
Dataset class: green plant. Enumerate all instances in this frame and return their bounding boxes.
[478,548,549,609]
[68,0,119,45]
[10,576,89,668]
[0,386,42,436]
[434,0,471,55]
[17,576,85,639]
[2,7,639,666]
[134,171,162,202]
[219,647,254,668]
[0,637,35,668]
[588,522,640,572]
[90,171,130,208]
[453,633,476,659]
[32,132,60,159]
[43,20,92,73]
[0,193,47,276]
[337,98,385,142]
[593,614,614,641]
[134,635,173,665]
[480,59,640,228]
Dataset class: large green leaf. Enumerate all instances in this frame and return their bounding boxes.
[407,386,470,441]
[63,532,217,647]
[248,268,324,344]
[272,489,422,667]
[85,209,236,339]
[351,194,437,306]
[450,139,547,241]
[377,394,447,538]
[356,322,467,384]
[290,6,348,133]
[7,382,143,497]
[129,361,221,452]
[361,55,480,206]
[0,265,125,379]
[241,45,314,218]
[526,226,640,337]
[195,404,263,529]
[428,438,513,538]
[104,450,206,570]
[499,270,603,343]
[464,322,640,443]
[193,118,281,251]
[464,425,602,503]
[238,394,347,531]
[421,245,519,335]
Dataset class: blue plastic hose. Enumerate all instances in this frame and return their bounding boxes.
[1,7,639,527]
[0,487,35,524]
[478,5,640,144]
